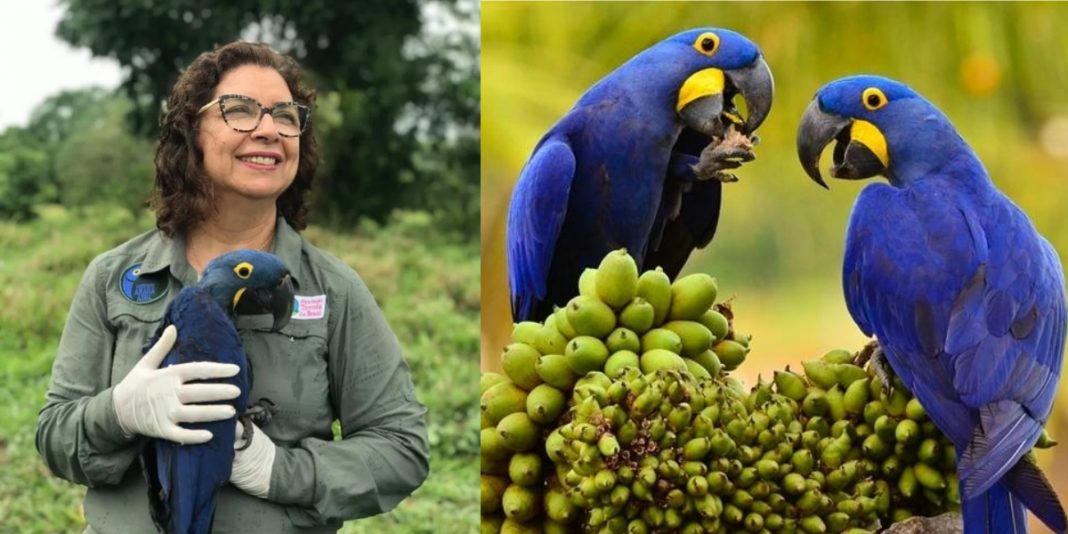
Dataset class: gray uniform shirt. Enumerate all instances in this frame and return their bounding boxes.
[35,217,430,533]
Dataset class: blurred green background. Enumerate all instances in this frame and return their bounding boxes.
[481,2,1068,529]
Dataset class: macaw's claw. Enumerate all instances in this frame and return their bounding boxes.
[236,398,279,451]
[867,341,895,397]
[692,127,757,181]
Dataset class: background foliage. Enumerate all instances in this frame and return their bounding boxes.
[482,3,1068,530]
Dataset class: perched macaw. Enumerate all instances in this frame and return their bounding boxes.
[141,250,295,534]
[507,28,774,321]
[798,75,1066,534]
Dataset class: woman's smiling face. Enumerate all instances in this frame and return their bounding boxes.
[197,64,301,202]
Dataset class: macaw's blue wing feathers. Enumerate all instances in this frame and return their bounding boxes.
[507,138,576,321]
[805,75,1066,534]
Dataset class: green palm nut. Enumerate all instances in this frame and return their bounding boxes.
[606,381,628,405]
[565,295,617,338]
[668,273,718,321]
[578,267,598,298]
[481,372,511,396]
[782,472,807,496]
[712,340,748,371]
[697,308,730,340]
[834,363,868,388]
[481,381,528,424]
[545,428,567,463]
[801,360,839,390]
[824,385,847,421]
[1036,428,1058,448]
[501,484,539,521]
[830,419,854,439]
[895,418,921,445]
[640,328,683,354]
[662,320,714,357]
[594,248,640,308]
[791,448,815,475]
[826,512,850,533]
[941,444,957,471]
[913,462,946,491]
[905,397,927,420]
[695,493,724,518]
[496,412,539,452]
[511,321,542,346]
[608,485,630,508]
[898,466,919,498]
[636,270,673,330]
[565,335,610,374]
[706,471,731,495]
[802,390,830,417]
[863,401,887,426]
[481,475,509,512]
[481,427,511,460]
[508,452,542,486]
[551,306,578,339]
[606,327,641,353]
[755,459,780,480]
[640,348,688,374]
[946,475,961,505]
[873,415,898,443]
[534,353,577,389]
[722,504,744,525]
[917,438,941,464]
[821,349,854,364]
[861,434,890,460]
[798,515,827,534]
[480,516,503,534]
[534,325,569,356]
[525,383,565,425]
[881,455,903,479]
[687,475,710,497]
[606,350,636,380]
[774,369,808,401]
[843,378,870,415]
[594,469,617,492]
[690,349,723,377]
[626,519,650,534]
[682,357,711,379]
[683,437,712,460]
[796,490,822,515]
[668,403,693,431]
[597,434,621,457]
[743,512,764,532]
[544,487,577,523]
[884,386,909,416]
[619,297,656,335]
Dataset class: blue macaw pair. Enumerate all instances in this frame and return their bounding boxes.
[506,28,1066,533]
[140,250,294,533]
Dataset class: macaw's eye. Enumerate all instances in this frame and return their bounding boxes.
[234,262,253,279]
[693,32,720,56]
[863,87,888,111]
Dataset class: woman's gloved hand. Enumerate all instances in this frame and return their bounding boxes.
[112,325,241,444]
[231,420,276,499]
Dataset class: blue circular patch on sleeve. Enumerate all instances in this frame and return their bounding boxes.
[120,263,169,304]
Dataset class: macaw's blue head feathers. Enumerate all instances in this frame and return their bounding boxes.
[797,75,973,188]
[608,27,773,138]
[199,249,295,330]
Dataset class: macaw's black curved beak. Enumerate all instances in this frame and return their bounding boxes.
[234,274,296,331]
[678,55,774,138]
[797,98,888,189]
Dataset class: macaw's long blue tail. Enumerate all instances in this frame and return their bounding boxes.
[962,458,1067,534]
[963,482,1028,534]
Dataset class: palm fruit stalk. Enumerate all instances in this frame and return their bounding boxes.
[480,249,1049,532]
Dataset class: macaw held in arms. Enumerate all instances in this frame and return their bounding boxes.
[140,249,295,534]
[507,28,774,322]
[797,75,1066,534]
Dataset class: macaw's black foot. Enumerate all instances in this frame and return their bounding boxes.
[692,127,757,182]
[236,398,279,451]
[864,340,895,397]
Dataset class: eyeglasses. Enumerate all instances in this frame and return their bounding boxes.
[197,94,310,138]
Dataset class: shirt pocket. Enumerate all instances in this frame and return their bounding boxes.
[105,294,168,384]
[239,317,333,444]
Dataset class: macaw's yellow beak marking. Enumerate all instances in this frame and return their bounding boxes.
[233,287,245,312]
[850,120,889,168]
[677,68,725,113]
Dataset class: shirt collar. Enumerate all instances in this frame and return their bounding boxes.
[137,217,305,288]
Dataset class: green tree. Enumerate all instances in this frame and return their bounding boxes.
[56,0,479,235]
[0,128,49,221]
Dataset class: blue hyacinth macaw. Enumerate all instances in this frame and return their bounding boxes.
[798,75,1066,534]
[507,28,774,321]
[141,250,294,534]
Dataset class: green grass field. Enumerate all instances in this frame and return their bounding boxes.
[0,205,479,532]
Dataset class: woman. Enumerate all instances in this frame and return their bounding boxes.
[35,42,430,533]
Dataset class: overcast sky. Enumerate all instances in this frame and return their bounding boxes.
[0,0,123,130]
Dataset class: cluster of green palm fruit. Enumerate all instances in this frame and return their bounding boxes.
[480,249,960,533]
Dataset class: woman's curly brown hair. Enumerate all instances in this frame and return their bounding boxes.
[150,41,318,237]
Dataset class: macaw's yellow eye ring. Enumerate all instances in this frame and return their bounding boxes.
[863,87,888,111]
[234,262,253,279]
[693,32,720,56]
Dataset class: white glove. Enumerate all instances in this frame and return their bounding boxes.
[231,420,276,499]
[112,325,241,444]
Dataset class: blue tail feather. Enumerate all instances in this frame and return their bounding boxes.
[963,482,1027,534]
